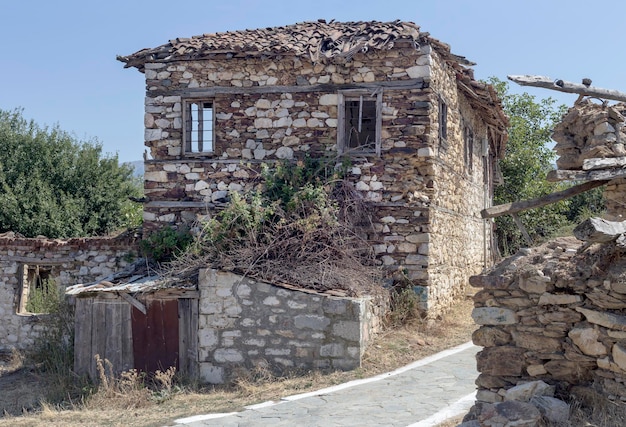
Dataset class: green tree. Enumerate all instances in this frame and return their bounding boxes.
[490,78,571,255]
[0,108,142,238]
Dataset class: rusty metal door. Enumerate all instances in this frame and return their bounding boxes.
[131,299,179,373]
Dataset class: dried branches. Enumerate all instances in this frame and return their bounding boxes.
[165,177,382,296]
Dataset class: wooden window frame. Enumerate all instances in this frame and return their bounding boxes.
[337,90,383,156]
[183,99,215,156]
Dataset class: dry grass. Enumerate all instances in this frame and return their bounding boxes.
[0,296,477,427]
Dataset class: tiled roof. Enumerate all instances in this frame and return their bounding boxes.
[118,19,467,69]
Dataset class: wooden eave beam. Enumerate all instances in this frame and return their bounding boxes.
[508,75,626,103]
[481,180,609,219]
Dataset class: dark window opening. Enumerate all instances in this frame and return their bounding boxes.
[438,97,448,152]
[185,100,214,153]
[344,98,377,150]
[464,124,474,174]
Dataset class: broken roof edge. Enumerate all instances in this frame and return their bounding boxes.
[117,19,474,70]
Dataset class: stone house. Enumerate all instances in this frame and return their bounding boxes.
[118,20,508,314]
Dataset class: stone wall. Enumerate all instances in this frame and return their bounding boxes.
[139,42,497,315]
[196,269,386,384]
[470,237,626,408]
[0,234,138,351]
[417,49,494,312]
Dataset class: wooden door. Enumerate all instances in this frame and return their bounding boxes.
[131,299,179,373]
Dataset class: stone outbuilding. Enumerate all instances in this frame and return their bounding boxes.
[118,20,508,314]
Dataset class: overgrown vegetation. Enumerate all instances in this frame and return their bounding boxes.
[490,78,605,255]
[139,225,194,264]
[28,292,77,402]
[0,108,143,238]
[25,279,60,314]
[166,156,381,296]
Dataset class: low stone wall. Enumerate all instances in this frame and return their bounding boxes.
[197,269,386,384]
[470,237,626,411]
[0,234,138,351]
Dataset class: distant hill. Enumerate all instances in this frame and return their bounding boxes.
[125,160,144,177]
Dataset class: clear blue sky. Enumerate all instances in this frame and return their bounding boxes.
[2,0,624,163]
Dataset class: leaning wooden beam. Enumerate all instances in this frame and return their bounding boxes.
[573,217,626,243]
[118,292,147,315]
[481,180,609,219]
[508,75,626,103]
[547,168,626,182]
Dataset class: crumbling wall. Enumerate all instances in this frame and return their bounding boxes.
[553,100,626,220]
[470,237,626,408]
[0,234,138,351]
[196,269,386,384]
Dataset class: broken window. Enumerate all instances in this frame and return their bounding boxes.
[464,123,474,174]
[184,100,214,154]
[438,97,448,152]
[18,264,58,314]
[338,91,382,155]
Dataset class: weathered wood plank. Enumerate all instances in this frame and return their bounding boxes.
[481,180,609,218]
[105,301,122,372]
[73,298,91,376]
[583,157,626,171]
[148,78,428,98]
[508,75,626,102]
[120,301,134,372]
[92,300,107,381]
[573,217,626,243]
[547,168,626,182]
[119,292,147,315]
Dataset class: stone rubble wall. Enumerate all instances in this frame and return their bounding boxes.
[196,269,387,384]
[553,100,626,170]
[471,237,626,406]
[0,234,138,351]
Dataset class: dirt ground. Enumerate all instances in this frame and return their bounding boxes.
[0,295,477,427]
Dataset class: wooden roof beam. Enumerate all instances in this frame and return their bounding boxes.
[508,75,626,103]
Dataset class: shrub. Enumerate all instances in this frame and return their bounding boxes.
[140,225,193,263]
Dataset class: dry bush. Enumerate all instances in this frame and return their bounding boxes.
[555,386,626,427]
[165,175,384,297]
[85,355,151,410]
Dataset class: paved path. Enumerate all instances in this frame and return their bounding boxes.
[174,342,478,427]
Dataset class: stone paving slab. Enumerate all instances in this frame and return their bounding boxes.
[174,342,478,427]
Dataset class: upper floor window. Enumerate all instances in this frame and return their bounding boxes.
[184,100,214,154]
[438,97,448,152]
[338,91,382,155]
[464,123,474,174]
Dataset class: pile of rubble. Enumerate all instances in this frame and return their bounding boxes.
[553,100,626,170]
[465,236,626,425]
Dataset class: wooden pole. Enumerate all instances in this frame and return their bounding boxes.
[481,180,609,219]
[508,75,626,103]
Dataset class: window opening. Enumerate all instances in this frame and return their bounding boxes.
[18,264,58,314]
[464,124,474,174]
[438,97,448,152]
[185,100,214,153]
[345,96,377,150]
